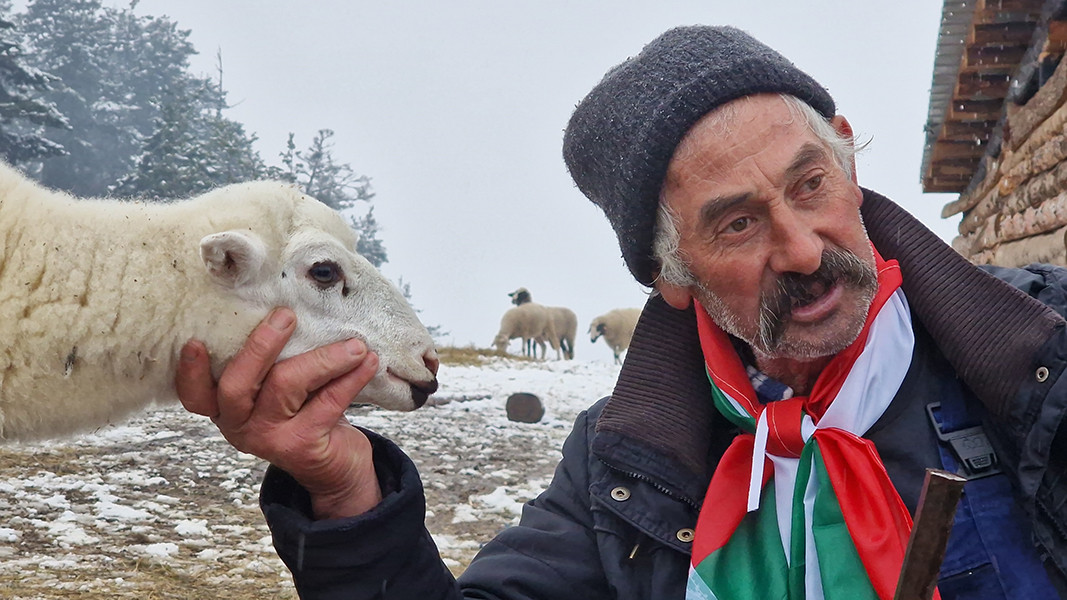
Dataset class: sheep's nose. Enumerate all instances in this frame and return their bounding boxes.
[423,349,440,377]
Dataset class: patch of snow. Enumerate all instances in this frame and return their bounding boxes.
[175,519,210,537]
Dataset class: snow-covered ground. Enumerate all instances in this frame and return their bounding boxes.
[0,356,621,599]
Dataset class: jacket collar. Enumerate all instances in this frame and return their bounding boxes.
[592,188,1066,496]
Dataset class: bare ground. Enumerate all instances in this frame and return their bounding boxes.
[0,379,579,599]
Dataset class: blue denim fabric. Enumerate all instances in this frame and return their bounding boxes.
[933,387,1059,599]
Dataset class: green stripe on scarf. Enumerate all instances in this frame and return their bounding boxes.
[694,485,789,600]
[709,382,754,431]
[811,443,878,600]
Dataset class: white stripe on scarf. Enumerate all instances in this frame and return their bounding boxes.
[748,289,914,598]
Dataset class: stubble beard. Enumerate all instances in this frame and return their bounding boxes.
[694,248,879,361]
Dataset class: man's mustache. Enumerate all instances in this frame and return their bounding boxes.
[758,248,877,346]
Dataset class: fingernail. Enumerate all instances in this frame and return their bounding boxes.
[180,343,200,362]
[268,308,295,330]
[345,338,366,357]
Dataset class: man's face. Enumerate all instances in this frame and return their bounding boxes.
[656,95,877,362]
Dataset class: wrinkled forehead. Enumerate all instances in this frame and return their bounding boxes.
[664,95,819,189]
[671,95,807,165]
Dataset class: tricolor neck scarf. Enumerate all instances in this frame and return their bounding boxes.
[686,249,927,600]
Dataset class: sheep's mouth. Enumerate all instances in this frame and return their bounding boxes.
[386,368,439,408]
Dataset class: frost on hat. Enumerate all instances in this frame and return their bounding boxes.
[562,25,835,286]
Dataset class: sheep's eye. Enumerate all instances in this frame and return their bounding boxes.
[308,261,342,286]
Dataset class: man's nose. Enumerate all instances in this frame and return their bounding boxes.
[767,213,823,275]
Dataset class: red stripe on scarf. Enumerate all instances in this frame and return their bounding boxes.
[691,246,934,600]
[814,430,916,600]
[691,435,773,560]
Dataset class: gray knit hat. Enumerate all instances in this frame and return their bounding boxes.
[562,25,835,286]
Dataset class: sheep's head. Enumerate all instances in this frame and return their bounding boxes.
[198,189,438,411]
[508,287,531,306]
[492,332,510,353]
[589,320,606,343]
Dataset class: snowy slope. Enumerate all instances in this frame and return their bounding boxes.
[0,356,622,599]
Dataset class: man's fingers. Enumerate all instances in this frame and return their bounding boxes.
[175,340,219,417]
[214,308,297,424]
[257,339,372,421]
[296,352,380,430]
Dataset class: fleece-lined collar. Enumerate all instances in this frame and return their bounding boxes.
[592,189,1066,498]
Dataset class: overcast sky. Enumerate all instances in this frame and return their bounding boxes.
[120,0,955,361]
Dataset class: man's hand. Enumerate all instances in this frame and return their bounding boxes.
[175,307,383,519]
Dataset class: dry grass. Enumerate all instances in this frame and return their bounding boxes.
[0,558,297,600]
[436,344,533,366]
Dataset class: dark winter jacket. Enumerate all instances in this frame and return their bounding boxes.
[259,190,1067,599]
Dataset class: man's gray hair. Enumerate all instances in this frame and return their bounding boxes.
[652,94,858,288]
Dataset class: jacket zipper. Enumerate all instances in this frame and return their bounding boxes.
[605,462,701,510]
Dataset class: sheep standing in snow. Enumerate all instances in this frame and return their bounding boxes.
[548,307,577,360]
[493,303,554,359]
[589,308,642,364]
[0,162,439,441]
[507,287,576,360]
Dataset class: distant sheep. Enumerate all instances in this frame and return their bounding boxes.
[546,307,577,360]
[508,287,532,306]
[0,162,439,441]
[589,308,642,364]
[493,303,552,359]
[507,287,575,360]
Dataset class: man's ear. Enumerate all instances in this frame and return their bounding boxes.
[656,280,694,310]
[830,115,858,184]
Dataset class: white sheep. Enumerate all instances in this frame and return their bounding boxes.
[506,287,575,360]
[0,162,439,441]
[546,307,577,360]
[589,308,642,365]
[493,303,553,359]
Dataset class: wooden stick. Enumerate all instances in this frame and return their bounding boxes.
[893,469,967,600]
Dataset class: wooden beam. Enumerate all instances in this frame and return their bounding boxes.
[973,224,1067,267]
[972,22,1040,45]
[956,71,1013,97]
[926,179,970,193]
[972,8,1042,26]
[1047,20,1067,52]
[945,98,1007,121]
[978,0,1045,15]
[930,141,987,162]
[966,44,1028,67]
[1006,50,1067,149]
[941,121,995,141]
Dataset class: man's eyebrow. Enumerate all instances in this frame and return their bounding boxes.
[785,142,832,180]
[694,143,831,229]
[698,192,751,228]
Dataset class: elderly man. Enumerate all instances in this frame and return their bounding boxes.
[177,26,1067,599]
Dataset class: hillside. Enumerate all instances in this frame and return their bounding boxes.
[0,354,622,599]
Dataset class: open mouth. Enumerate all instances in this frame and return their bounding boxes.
[789,278,831,310]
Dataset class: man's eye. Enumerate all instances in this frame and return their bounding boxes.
[727,217,750,233]
[805,175,823,191]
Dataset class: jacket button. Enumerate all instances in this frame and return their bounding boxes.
[610,486,631,501]
[676,528,695,543]
[1037,366,1050,382]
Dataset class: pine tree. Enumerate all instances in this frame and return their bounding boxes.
[272,129,374,211]
[0,14,66,165]
[269,130,386,263]
[352,207,387,268]
[113,78,264,199]
[16,0,197,195]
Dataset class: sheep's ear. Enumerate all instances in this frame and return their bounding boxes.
[200,231,267,288]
